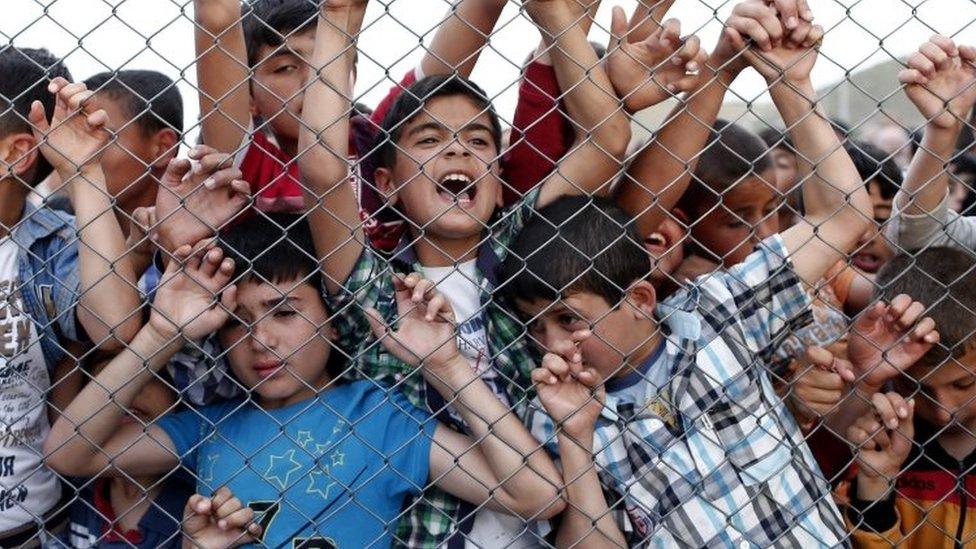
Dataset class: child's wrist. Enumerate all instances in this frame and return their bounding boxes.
[856,472,895,501]
[425,354,475,388]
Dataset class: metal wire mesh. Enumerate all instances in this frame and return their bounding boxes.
[0,0,975,547]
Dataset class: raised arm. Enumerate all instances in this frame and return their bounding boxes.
[298,0,368,293]
[887,37,976,248]
[739,15,872,284]
[421,0,508,78]
[527,0,632,205]
[194,0,252,154]
[617,0,783,237]
[365,274,564,520]
[531,344,624,548]
[29,79,141,350]
[44,245,237,478]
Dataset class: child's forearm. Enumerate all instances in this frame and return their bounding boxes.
[531,2,630,161]
[554,431,625,549]
[69,167,142,349]
[771,80,868,223]
[300,3,367,293]
[193,0,251,153]
[772,80,872,283]
[422,0,507,78]
[896,123,961,215]
[619,65,735,237]
[427,357,563,517]
[45,324,181,475]
[530,0,601,66]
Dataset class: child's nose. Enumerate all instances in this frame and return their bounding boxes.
[249,321,278,351]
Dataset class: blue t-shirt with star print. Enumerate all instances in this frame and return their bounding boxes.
[156,380,436,548]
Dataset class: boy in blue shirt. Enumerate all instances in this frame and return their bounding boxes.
[43,213,564,548]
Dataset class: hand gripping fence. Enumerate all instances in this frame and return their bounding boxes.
[0,0,975,547]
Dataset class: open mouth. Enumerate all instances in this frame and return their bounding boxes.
[644,232,668,255]
[852,251,882,273]
[437,172,477,206]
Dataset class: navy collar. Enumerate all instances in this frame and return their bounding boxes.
[605,338,667,394]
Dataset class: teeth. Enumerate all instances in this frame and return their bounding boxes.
[646,232,667,247]
[441,173,471,184]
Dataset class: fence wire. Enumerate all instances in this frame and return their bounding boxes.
[1,0,975,547]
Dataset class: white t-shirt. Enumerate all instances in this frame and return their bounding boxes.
[0,238,60,532]
[420,260,537,549]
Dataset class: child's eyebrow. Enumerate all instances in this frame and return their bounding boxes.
[262,47,305,63]
[406,122,493,138]
[406,122,446,137]
[261,296,298,309]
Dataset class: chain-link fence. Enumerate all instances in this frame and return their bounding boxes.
[1,0,976,547]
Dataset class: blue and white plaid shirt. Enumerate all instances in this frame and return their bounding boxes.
[526,235,848,548]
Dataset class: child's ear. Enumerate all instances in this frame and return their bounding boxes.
[0,133,39,181]
[373,167,399,202]
[625,280,657,320]
[149,128,180,170]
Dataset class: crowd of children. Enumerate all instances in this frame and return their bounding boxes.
[2,0,976,546]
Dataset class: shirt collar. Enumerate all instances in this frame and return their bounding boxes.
[604,338,666,394]
[11,202,73,248]
[389,233,502,287]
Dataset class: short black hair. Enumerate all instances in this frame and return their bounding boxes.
[497,195,650,308]
[845,140,901,201]
[877,248,976,368]
[0,46,71,186]
[678,120,773,213]
[219,213,323,295]
[242,0,318,67]
[758,127,794,151]
[373,75,503,171]
[218,213,344,378]
[84,70,184,135]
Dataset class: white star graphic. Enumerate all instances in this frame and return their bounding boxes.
[306,468,335,500]
[296,430,314,449]
[201,454,220,484]
[264,449,303,491]
[330,449,345,467]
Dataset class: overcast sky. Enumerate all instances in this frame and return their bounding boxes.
[4,0,975,145]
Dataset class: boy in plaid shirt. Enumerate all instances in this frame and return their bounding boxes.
[500,8,874,545]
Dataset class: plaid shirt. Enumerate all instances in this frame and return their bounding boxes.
[326,188,541,548]
[526,235,849,548]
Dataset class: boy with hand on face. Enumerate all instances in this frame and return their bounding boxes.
[845,247,976,547]
[500,4,874,544]
[43,214,564,549]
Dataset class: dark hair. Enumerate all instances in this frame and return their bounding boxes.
[218,213,345,378]
[0,46,71,186]
[758,127,794,151]
[678,120,772,213]
[219,213,323,295]
[845,140,901,201]
[877,248,976,368]
[84,70,184,136]
[242,0,318,67]
[373,75,503,171]
[951,153,976,214]
[497,195,650,307]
